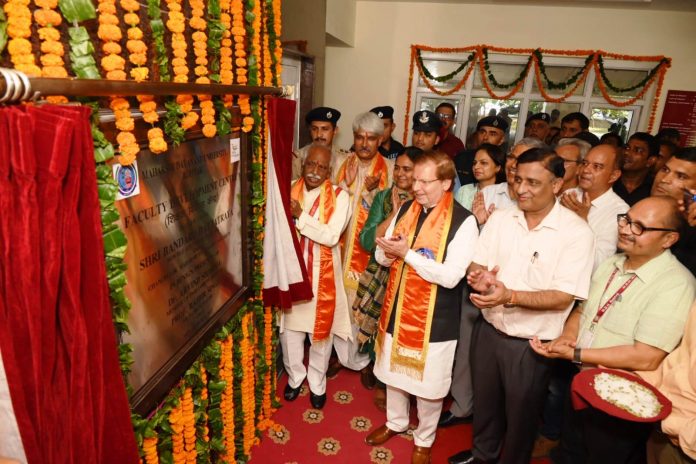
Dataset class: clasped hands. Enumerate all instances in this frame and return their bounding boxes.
[467,265,512,309]
[375,234,408,260]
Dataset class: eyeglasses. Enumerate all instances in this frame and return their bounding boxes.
[413,178,440,186]
[616,213,677,236]
[561,158,580,165]
[437,113,454,120]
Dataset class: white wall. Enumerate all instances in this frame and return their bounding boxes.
[324,1,696,148]
[326,0,357,46]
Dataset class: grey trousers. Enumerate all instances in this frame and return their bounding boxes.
[449,287,480,417]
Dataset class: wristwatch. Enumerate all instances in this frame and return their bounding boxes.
[572,347,582,365]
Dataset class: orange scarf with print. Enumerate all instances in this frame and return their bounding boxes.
[376,192,454,380]
[291,178,340,342]
[336,154,389,289]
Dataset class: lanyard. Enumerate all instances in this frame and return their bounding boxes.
[589,268,637,331]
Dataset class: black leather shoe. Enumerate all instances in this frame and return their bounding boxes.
[448,449,474,464]
[438,410,473,427]
[310,391,326,409]
[283,383,301,401]
[326,359,342,379]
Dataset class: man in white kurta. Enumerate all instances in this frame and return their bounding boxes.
[280,145,352,408]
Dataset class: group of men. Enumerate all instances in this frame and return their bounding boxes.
[280,103,696,464]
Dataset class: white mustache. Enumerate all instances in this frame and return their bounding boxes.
[307,174,322,181]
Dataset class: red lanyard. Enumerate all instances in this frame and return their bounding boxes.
[591,268,637,327]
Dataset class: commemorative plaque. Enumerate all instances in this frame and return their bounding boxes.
[115,133,251,414]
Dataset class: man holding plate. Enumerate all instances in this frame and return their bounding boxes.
[530,195,695,463]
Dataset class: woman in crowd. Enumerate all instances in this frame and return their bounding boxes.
[454,143,505,210]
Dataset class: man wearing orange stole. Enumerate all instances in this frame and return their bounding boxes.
[280,144,353,410]
[365,151,479,464]
[328,112,394,386]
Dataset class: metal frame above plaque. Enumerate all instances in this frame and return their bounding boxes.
[115,133,252,415]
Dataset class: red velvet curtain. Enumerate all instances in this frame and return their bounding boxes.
[0,105,138,464]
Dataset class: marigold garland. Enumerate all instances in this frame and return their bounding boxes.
[190,0,217,138]
[233,0,252,131]
[169,399,186,464]
[241,312,257,454]
[219,0,234,107]
[270,0,282,85]
[165,0,198,132]
[408,44,672,137]
[4,0,42,76]
[33,0,68,102]
[219,336,236,462]
[142,436,159,464]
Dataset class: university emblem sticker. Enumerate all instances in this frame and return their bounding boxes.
[419,112,429,123]
[113,161,141,200]
[415,247,435,260]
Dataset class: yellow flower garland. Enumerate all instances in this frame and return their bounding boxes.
[272,0,282,81]
[142,436,159,464]
[241,312,257,453]
[181,387,197,464]
[231,0,251,131]
[190,0,216,138]
[4,0,42,76]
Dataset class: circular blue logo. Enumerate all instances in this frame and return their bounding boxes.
[415,247,435,260]
[116,164,138,196]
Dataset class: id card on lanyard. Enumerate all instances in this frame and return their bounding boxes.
[577,268,637,348]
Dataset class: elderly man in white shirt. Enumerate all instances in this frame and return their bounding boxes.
[280,144,353,410]
[448,147,595,464]
[561,143,629,270]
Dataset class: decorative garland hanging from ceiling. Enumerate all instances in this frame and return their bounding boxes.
[405,44,671,141]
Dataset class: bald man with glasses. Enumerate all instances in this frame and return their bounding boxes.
[531,195,695,464]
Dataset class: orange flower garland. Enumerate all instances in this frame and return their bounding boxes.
[166,0,198,131]
[231,0,252,131]
[257,306,276,432]
[241,312,257,454]
[181,387,197,464]
[33,0,68,102]
[4,0,42,76]
[169,399,185,464]
[142,436,159,464]
[272,0,282,82]
[245,0,262,134]
[406,44,671,140]
[199,365,209,443]
[98,0,139,165]
[190,0,216,138]
[219,336,236,461]
[219,0,234,107]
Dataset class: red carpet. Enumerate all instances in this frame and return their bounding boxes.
[251,368,552,463]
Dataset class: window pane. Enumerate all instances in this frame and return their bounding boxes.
[589,107,636,142]
[417,59,472,90]
[467,98,520,145]
[592,69,650,99]
[531,65,587,96]
[473,63,528,92]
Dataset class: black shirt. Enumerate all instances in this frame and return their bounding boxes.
[612,175,654,206]
[379,137,404,160]
[454,149,476,186]
[673,226,696,277]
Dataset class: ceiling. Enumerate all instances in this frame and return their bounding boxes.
[359,0,696,12]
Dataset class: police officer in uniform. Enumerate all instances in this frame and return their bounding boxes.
[454,115,509,186]
[292,106,350,180]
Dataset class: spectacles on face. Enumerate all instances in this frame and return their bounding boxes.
[437,113,454,121]
[561,158,580,166]
[413,178,440,186]
[616,213,677,236]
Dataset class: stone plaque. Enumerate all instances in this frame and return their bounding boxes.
[116,134,251,414]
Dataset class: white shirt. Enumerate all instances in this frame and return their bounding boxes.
[473,202,595,339]
[565,187,629,270]
[481,182,516,211]
[376,208,479,289]
[281,184,353,339]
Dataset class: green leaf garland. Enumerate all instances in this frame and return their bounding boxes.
[416,49,475,83]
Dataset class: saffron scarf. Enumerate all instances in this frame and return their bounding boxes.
[336,154,389,289]
[376,192,454,380]
[290,178,340,342]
